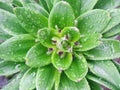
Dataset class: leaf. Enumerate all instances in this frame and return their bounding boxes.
[74,33,102,51]
[14,7,48,35]
[20,68,37,90]
[0,34,35,62]
[95,0,120,10]
[39,0,50,12]
[2,73,24,90]
[0,1,13,13]
[65,0,81,17]
[25,43,51,68]
[25,3,49,18]
[49,1,75,30]
[79,0,98,14]
[52,50,72,70]
[58,74,90,90]
[88,60,120,89]
[84,39,120,60]
[113,61,120,73]
[64,54,88,82]
[0,61,23,76]
[77,9,110,34]
[88,80,103,90]
[61,27,80,43]
[12,0,23,7]
[103,24,120,38]
[87,73,115,90]
[102,9,120,33]
[0,9,27,36]
[18,0,36,6]
[36,65,55,90]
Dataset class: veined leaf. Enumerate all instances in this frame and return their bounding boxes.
[65,54,88,82]
[88,60,120,90]
[103,9,120,33]
[36,65,55,90]
[84,39,120,60]
[0,34,35,62]
[0,1,13,13]
[49,1,75,30]
[52,51,72,71]
[77,9,110,34]
[58,74,90,90]
[103,24,120,38]
[14,7,48,35]
[0,61,23,76]
[80,0,98,14]
[74,33,102,51]
[26,43,51,68]
[95,0,120,10]
[20,68,37,90]
[0,9,27,36]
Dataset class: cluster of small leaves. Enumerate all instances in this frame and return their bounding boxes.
[0,0,120,90]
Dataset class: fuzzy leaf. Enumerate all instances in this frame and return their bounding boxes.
[20,68,37,90]
[39,0,50,12]
[103,9,120,33]
[113,61,120,73]
[85,39,120,60]
[26,43,51,68]
[36,65,55,90]
[88,60,120,90]
[95,0,120,10]
[58,74,90,90]
[0,9,27,36]
[0,1,13,13]
[49,1,75,30]
[25,3,49,18]
[61,27,80,43]
[103,24,120,38]
[0,61,23,76]
[52,51,72,70]
[2,73,24,90]
[77,9,110,34]
[74,33,102,51]
[14,7,48,35]
[65,54,88,82]
[0,34,35,62]
[80,0,98,14]
[65,0,81,17]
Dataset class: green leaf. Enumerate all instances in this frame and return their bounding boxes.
[39,0,50,12]
[87,73,115,90]
[0,34,35,62]
[52,51,72,70]
[12,0,23,7]
[0,1,13,13]
[88,80,103,90]
[25,3,49,18]
[36,65,55,90]
[49,1,75,30]
[61,27,80,43]
[103,9,120,33]
[65,0,81,17]
[113,61,120,73]
[0,9,27,36]
[74,33,102,51]
[84,39,120,60]
[20,68,37,90]
[103,24,120,38]
[88,60,120,89]
[25,43,51,68]
[18,0,36,6]
[0,61,23,76]
[2,73,24,90]
[64,54,88,82]
[37,28,54,48]
[80,0,98,14]
[58,74,90,90]
[95,0,120,10]
[14,7,48,35]
[77,9,110,34]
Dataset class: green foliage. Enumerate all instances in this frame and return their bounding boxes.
[0,0,120,90]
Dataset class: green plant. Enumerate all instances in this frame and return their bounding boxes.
[0,0,120,90]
